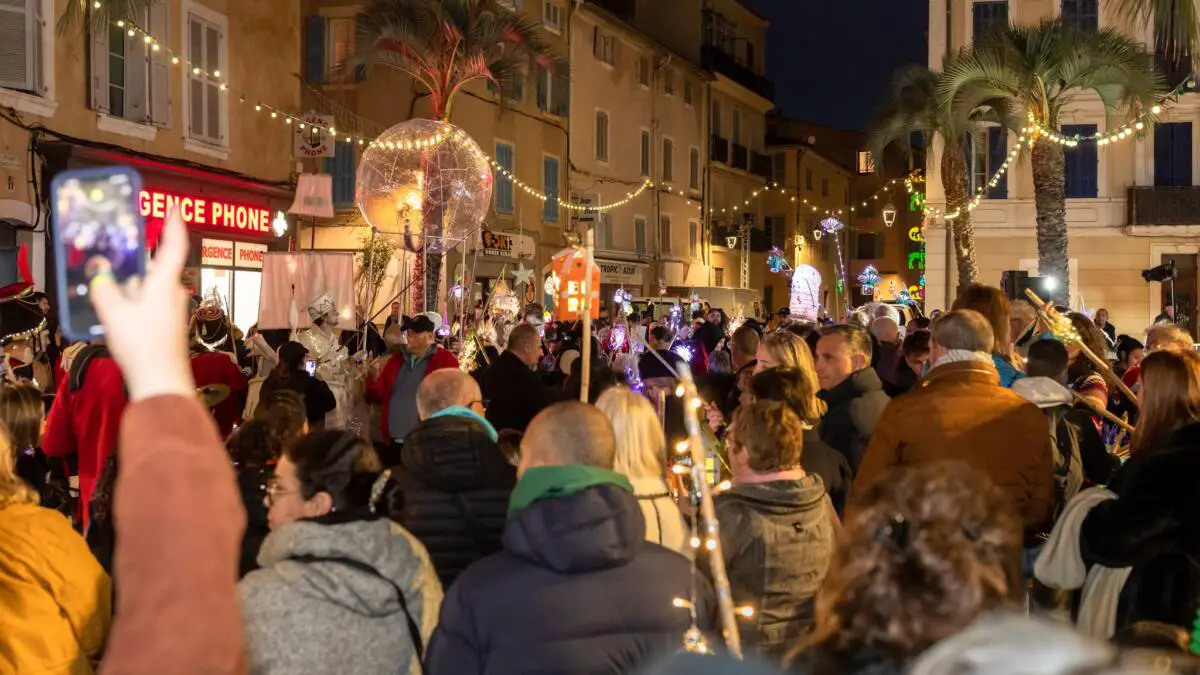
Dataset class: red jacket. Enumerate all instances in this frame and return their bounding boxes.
[43,356,128,527]
[190,351,248,438]
[366,346,459,440]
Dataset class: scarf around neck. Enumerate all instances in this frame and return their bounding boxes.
[508,465,633,517]
[931,349,993,371]
[429,405,498,442]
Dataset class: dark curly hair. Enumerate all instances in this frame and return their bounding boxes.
[287,431,396,519]
[791,462,1020,665]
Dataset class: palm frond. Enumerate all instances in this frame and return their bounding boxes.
[58,0,154,35]
[1110,0,1200,66]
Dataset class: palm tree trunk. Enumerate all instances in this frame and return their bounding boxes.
[940,142,979,292]
[1030,140,1070,302]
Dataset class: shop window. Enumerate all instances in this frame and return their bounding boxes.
[1063,124,1098,198]
[495,142,514,213]
[187,8,228,146]
[233,270,262,333]
[0,0,45,95]
[542,155,559,221]
[89,3,170,124]
[1155,122,1193,187]
[323,140,356,210]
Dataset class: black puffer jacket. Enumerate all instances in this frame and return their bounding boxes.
[398,414,516,587]
[1081,420,1200,631]
[426,484,714,675]
[817,368,890,473]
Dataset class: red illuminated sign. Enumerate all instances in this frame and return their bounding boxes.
[139,189,274,237]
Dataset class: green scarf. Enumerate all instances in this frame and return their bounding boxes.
[507,465,633,517]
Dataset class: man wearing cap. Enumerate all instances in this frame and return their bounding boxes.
[366,312,459,466]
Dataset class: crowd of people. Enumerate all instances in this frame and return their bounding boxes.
[3,209,1200,675]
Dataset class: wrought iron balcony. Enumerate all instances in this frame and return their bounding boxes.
[732,143,748,171]
[711,135,729,164]
[1128,186,1200,226]
[700,44,775,101]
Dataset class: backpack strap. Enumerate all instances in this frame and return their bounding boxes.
[289,555,426,671]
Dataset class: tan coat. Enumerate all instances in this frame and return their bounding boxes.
[854,361,1055,535]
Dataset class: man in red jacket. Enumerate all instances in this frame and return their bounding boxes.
[366,313,458,465]
[43,342,128,528]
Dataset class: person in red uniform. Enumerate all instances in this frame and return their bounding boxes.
[43,342,129,528]
[188,296,247,438]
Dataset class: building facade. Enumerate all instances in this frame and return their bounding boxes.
[927,0,1198,336]
[0,0,300,332]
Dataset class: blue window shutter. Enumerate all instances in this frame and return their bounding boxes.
[304,16,326,85]
[1155,122,1192,187]
[542,157,559,220]
[986,127,1007,199]
[1062,124,1098,198]
[972,1,1008,39]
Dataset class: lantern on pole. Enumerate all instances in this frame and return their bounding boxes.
[882,202,898,227]
[725,235,738,248]
[547,246,600,321]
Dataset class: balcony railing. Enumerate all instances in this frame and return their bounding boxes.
[732,143,748,171]
[700,44,775,101]
[750,151,772,180]
[1129,186,1200,226]
[711,135,729,164]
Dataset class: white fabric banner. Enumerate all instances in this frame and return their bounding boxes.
[258,252,356,330]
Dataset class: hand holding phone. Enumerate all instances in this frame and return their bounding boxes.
[51,167,146,341]
[304,359,318,376]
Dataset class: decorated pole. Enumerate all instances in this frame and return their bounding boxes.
[581,225,595,402]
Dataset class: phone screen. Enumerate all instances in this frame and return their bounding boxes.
[304,359,318,376]
[51,168,145,340]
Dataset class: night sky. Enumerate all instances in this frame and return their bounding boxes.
[752,0,929,132]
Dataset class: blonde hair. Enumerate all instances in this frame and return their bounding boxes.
[595,387,666,480]
[0,420,38,508]
[1146,323,1193,353]
[760,331,826,417]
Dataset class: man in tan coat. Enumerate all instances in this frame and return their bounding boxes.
[854,310,1054,538]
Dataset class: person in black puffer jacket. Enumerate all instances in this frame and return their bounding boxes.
[426,401,714,675]
[397,369,516,588]
[813,325,890,473]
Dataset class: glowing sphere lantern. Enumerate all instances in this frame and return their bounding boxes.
[790,264,823,320]
[547,246,600,321]
[355,119,492,253]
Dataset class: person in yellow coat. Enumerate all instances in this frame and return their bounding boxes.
[0,418,111,674]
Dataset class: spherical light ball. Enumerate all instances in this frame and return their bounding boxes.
[790,264,823,320]
[356,119,493,252]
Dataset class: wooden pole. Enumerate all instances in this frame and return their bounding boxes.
[1023,289,1139,406]
[580,226,594,403]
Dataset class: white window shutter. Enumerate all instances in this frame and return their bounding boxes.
[148,1,171,125]
[89,24,110,112]
[0,0,33,91]
[126,14,149,122]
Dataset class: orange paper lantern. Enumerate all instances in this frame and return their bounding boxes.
[548,246,600,321]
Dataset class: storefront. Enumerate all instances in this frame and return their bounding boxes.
[41,143,293,333]
[452,228,539,309]
[596,259,648,315]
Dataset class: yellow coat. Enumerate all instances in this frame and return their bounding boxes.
[0,503,112,674]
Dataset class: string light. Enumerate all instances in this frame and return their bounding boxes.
[1024,77,1195,146]
[928,132,1034,221]
[113,19,225,86]
[487,156,652,212]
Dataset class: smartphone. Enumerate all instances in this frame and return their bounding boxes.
[50,167,146,341]
[304,359,318,376]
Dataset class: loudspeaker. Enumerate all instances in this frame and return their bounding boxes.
[1000,270,1030,301]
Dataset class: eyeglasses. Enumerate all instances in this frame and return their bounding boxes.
[469,399,490,410]
[264,476,294,506]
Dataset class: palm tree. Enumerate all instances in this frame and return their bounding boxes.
[1111,0,1200,72]
[940,19,1162,301]
[870,65,1013,289]
[351,0,564,121]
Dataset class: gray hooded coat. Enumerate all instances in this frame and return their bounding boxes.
[239,518,443,675]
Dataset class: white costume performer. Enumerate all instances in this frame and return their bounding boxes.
[297,293,358,430]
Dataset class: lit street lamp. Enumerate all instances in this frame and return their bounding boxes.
[882,202,897,227]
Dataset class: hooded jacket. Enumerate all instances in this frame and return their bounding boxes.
[817,368,890,473]
[481,350,556,433]
[239,517,443,675]
[715,477,835,662]
[426,483,715,675]
[398,412,517,587]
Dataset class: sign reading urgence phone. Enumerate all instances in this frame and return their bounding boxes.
[139,189,274,237]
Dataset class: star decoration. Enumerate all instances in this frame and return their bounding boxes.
[511,262,534,288]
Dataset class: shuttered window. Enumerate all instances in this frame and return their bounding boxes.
[1155,122,1193,187]
[323,141,356,210]
[187,11,226,145]
[90,2,170,125]
[1063,124,1099,198]
[0,0,40,94]
[495,143,514,213]
[542,156,559,221]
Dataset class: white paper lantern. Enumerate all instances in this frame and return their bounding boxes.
[355,119,492,253]
[790,264,823,320]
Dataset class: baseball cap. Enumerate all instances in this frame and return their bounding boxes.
[403,315,436,334]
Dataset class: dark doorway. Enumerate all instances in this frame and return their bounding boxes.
[1162,254,1196,338]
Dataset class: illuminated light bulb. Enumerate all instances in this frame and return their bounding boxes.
[675,385,685,397]
[192,67,201,75]
[213,70,220,78]
[254,104,261,112]
[151,44,160,51]
[270,111,277,118]
[171,56,180,64]
[298,123,306,130]
[116,20,124,26]
[143,35,151,43]
[1152,105,1162,114]
[736,606,755,618]
[671,463,687,475]
[127,28,135,36]
[285,117,292,124]
[218,83,226,91]
[673,598,689,608]
[705,538,717,551]
[93,0,102,7]
[1136,121,1145,130]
